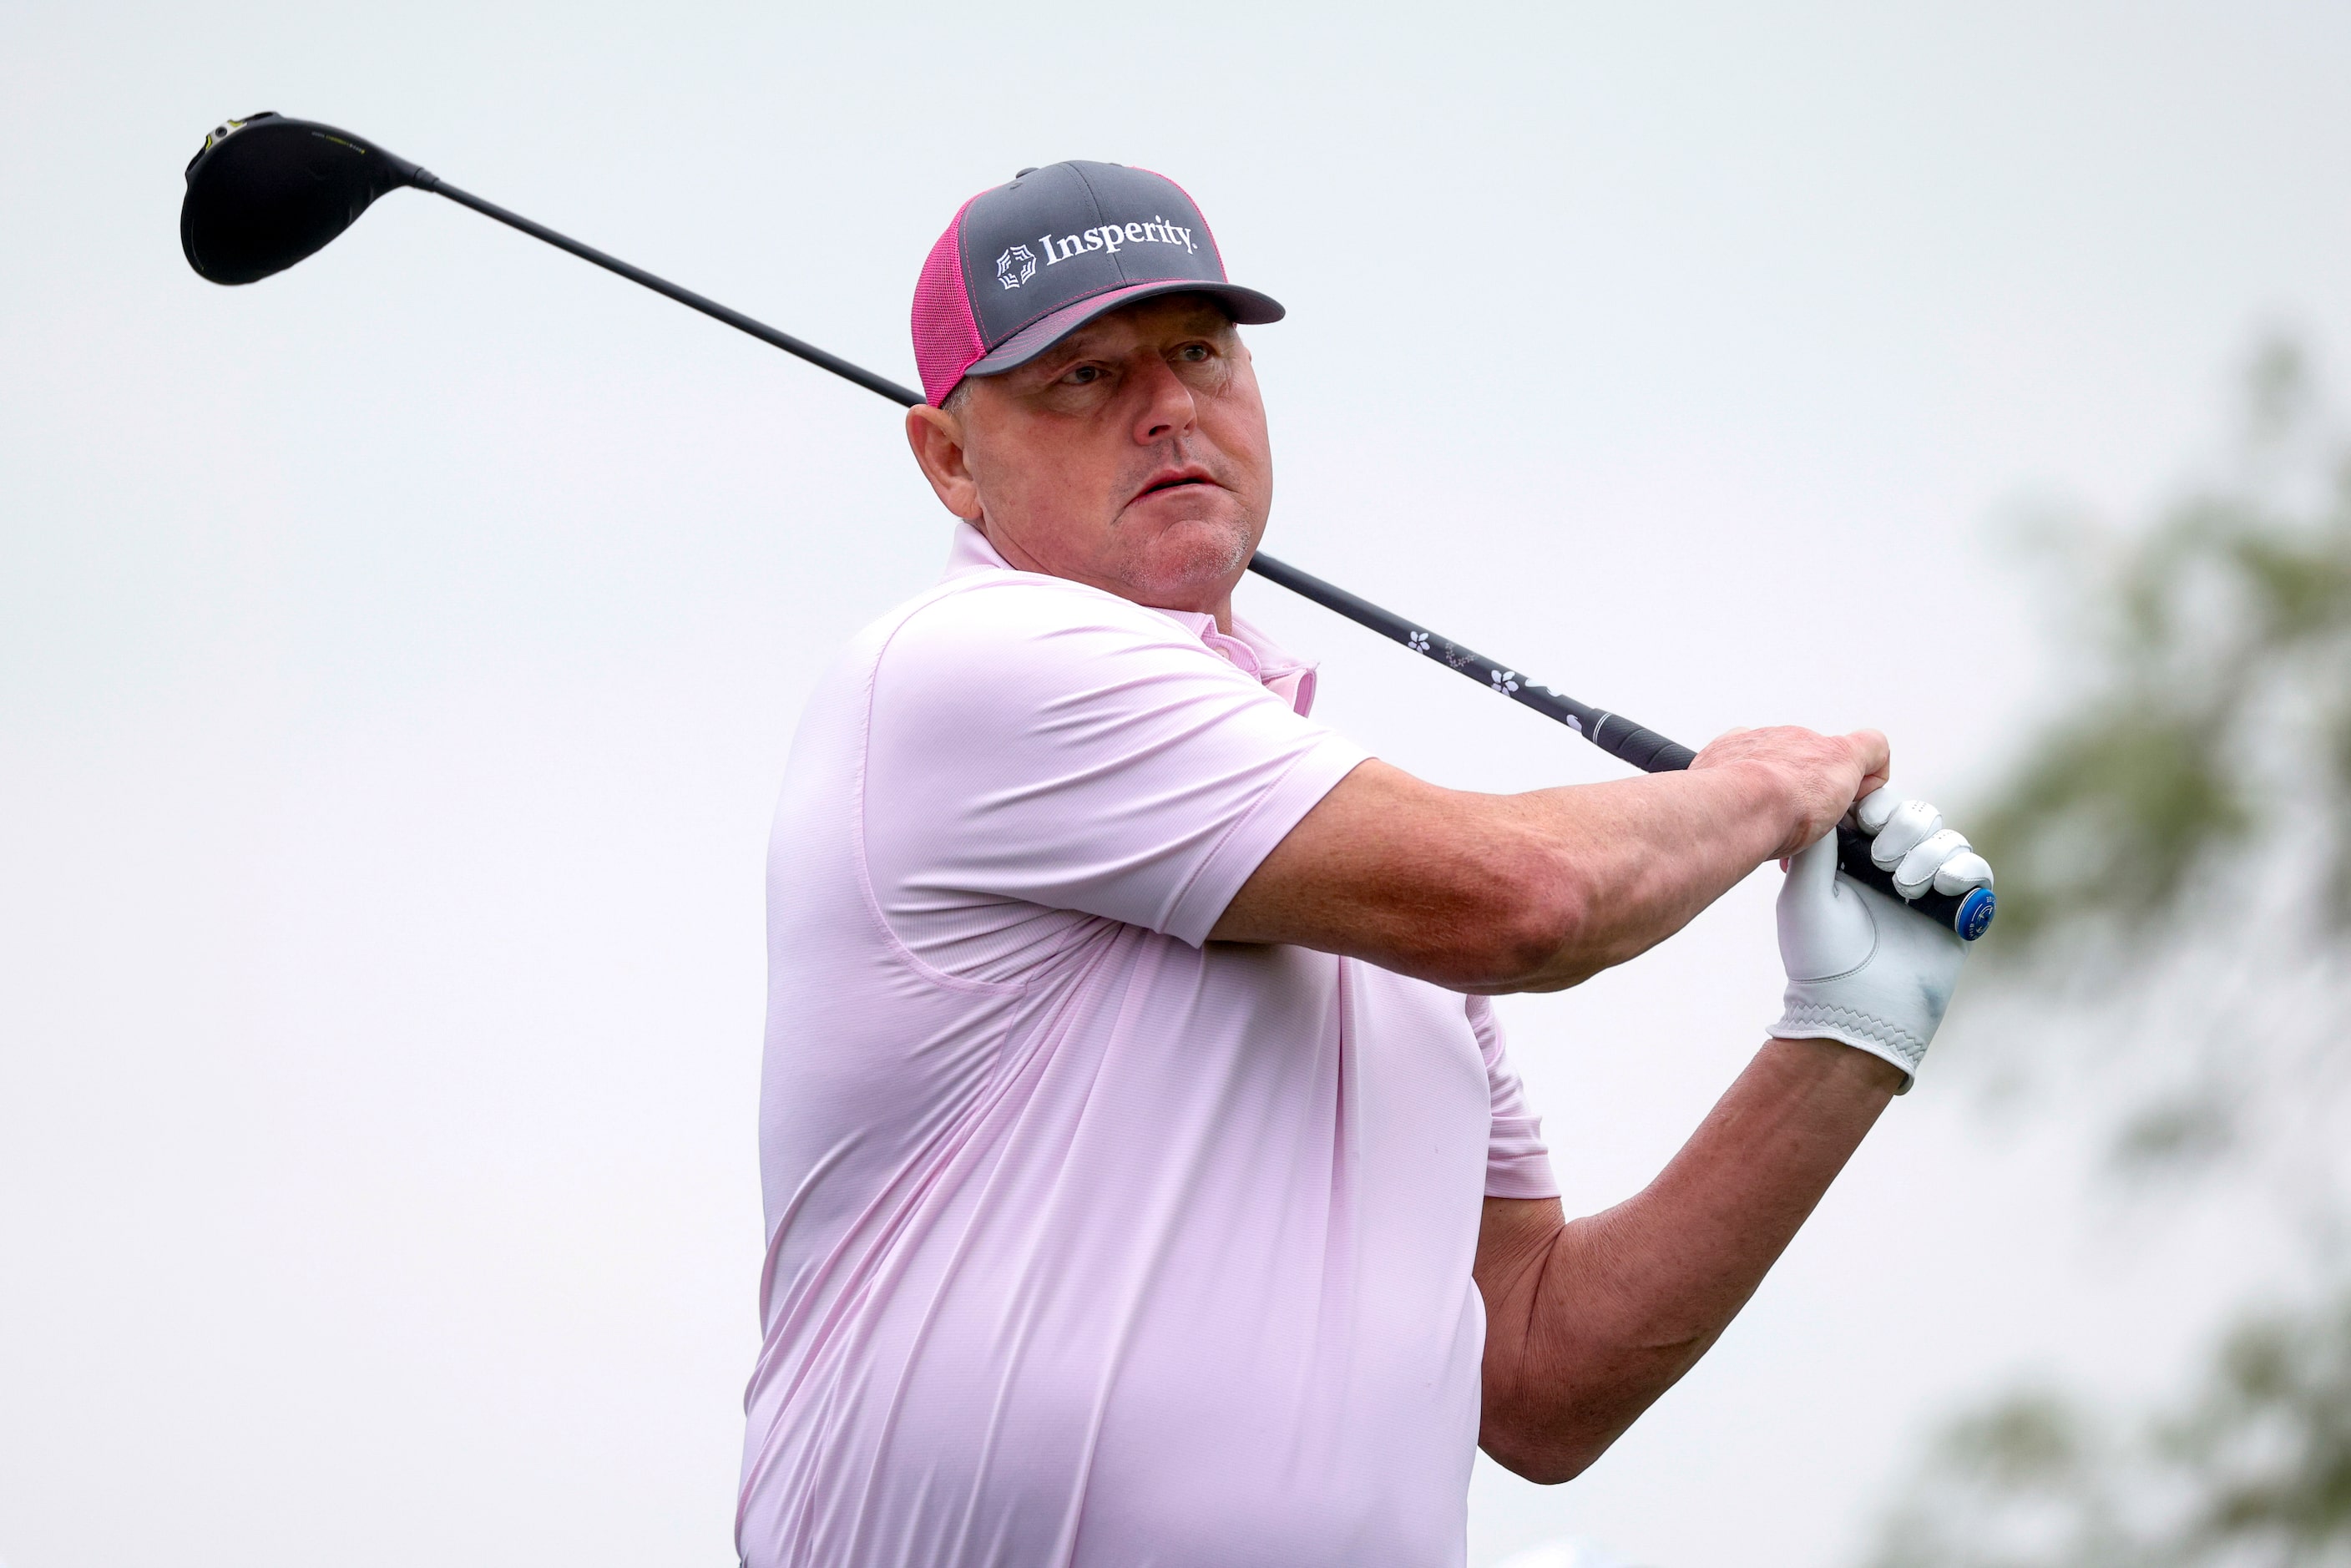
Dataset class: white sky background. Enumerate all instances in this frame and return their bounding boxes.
[4,3,2348,1565]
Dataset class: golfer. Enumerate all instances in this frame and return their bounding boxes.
[736,163,1990,1567]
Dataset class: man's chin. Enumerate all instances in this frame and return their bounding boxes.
[1114,515,1258,610]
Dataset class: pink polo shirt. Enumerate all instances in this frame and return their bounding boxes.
[737,524,1559,1568]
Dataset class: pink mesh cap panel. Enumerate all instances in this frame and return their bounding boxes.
[910,198,985,407]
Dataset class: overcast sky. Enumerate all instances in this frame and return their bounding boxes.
[5,3,2349,1565]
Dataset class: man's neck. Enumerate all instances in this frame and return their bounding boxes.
[977,519,1236,634]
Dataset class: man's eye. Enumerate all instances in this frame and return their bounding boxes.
[1065,365,1105,385]
[1177,344,1211,362]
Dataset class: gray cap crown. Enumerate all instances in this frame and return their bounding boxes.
[956,161,1283,378]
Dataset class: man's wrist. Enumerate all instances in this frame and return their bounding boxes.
[1757,1034,1907,1101]
[1690,756,1813,866]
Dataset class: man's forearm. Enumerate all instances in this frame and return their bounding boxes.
[1212,755,1811,991]
[1472,759,1804,991]
[1475,1038,1901,1483]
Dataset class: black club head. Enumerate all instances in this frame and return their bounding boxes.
[181,113,429,285]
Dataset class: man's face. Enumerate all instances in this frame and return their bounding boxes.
[904,294,1273,623]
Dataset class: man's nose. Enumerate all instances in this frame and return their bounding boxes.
[1130,357,1198,445]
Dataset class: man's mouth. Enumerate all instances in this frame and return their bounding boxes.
[1130,466,1220,505]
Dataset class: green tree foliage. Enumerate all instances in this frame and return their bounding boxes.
[1863,342,2351,1567]
[1971,341,2351,952]
[1867,1291,2351,1567]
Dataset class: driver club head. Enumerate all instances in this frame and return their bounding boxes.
[181,113,430,285]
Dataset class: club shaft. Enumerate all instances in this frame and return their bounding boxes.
[422,177,927,408]
[411,174,1984,936]
[1244,552,1696,770]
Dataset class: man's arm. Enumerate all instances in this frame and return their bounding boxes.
[1473,1036,1901,1483]
[1209,726,1887,993]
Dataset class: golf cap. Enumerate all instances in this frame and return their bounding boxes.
[911,161,1284,407]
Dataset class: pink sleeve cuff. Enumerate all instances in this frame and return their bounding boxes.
[1484,1114,1560,1199]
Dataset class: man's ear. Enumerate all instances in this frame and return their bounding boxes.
[905,403,982,521]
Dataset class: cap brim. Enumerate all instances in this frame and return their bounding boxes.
[963,280,1285,381]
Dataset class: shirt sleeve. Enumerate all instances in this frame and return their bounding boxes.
[1468,995,1560,1200]
[861,578,1371,949]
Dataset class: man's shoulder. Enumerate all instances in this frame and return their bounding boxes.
[848,568,1220,690]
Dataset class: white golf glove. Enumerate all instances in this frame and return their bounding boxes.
[1767,787,1992,1092]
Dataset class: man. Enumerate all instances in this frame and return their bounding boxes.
[736,162,1990,1567]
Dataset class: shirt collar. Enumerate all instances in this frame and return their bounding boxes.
[941,522,1322,717]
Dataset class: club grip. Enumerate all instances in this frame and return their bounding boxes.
[1589,716,1698,774]
[1611,713,1993,940]
[1834,827,1995,939]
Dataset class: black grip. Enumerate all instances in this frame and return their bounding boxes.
[1835,826,1985,934]
[1589,716,1696,775]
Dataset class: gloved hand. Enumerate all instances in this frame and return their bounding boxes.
[1852,786,1994,900]
[1767,788,1992,1092]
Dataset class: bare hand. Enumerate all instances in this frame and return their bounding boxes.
[1688,726,1889,860]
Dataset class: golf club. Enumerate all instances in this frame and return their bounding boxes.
[179,112,1994,941]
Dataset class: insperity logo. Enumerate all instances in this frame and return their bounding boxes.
[997,215,1201,290]
[995,244,1039,291]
